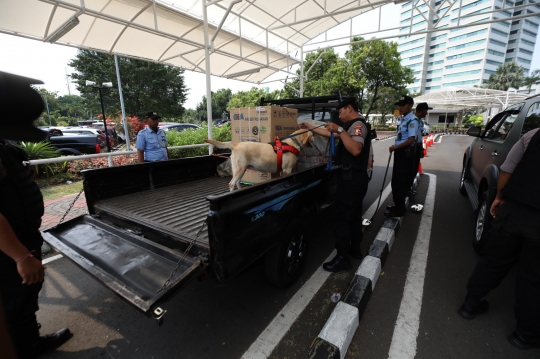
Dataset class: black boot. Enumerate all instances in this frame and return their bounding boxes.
[349,247,364,260]
[33,328,72,357]
[458,294,489,320]
[407,190,417,197]
[508,328,540,350]
[323,255,351,273]
[384,206,405,217]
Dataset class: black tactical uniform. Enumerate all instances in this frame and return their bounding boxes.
[460,128,540,349]
[0,141,45,358]
[332,118,372,257]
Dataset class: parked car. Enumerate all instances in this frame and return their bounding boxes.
[459,94,540,253]
[44,128,105,155]
[160,123,200,132]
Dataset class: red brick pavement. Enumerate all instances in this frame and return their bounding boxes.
[40,192,88,230]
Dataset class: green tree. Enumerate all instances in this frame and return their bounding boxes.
[522,69,540,94]
[69,51,188,119]
[483,62,525,91]
[281,49,340,98]
[229,87,280,108]
[33,87,59,125]
[195,88,233,120]
[373,87,402,124]
[57,94,86,119]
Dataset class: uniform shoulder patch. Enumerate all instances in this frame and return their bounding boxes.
[409,122,416,128]
[353,125,363,136]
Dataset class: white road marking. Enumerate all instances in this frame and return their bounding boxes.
[43,254,63,264]
[242,185,392,359]
[388,173,437,359]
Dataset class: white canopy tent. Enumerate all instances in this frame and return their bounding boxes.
[0,0,395,151]
[414,87,530,127]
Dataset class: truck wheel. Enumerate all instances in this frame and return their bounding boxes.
[265,229,307,288]
[459,165,468,195]
[473,190,491,255]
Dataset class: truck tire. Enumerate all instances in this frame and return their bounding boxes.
[459,165,468,196]
[473,190,491,255]
[265,228,307,288]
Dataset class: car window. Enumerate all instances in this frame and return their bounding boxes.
[522,101,540,136]
[494,112,518,141]
[484,112,507,139]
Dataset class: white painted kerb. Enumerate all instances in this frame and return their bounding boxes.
[356,256,382,290]
[318,301,359,359]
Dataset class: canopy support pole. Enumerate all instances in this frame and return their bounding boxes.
[300,46,304,98]
[202,0,213,154]
[114,55,130,151]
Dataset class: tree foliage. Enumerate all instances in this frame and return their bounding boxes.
[69,51,188,119]
[281,38,414,117]
[195,88,232,120]
[483,62,525,91]
[229,87,280,108]
[523,69,540,94]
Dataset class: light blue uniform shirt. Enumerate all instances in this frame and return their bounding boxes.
[395,112,420,146]
[136,127,168,162]
[415,118,424,144]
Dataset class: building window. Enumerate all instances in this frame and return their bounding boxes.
[401,13,429,25]
[517,57,531,64]
[406,63,422,68]
[452,0,490,13]
[425,85,441,90]
[430,43,446,49]
[428,60,445,66]
[525,20,539,28]
[407,87,419,91]
[446,59,482,68]
[519,48,533,55]
[426,77,442,82]
[438,114,455,123]
[427,68,443,74]
[510,29,518,35]
[443,79,479,86]
[449,28,487,41]
[444,69,481,78]
[491,28,509,37]
[447,39,485,51]
[413,71,421,75]
[512,20,521,25]
[485,69,497,75]
[399,37,425,48]
[495,6,513,16]
[401,9,412,16]
[514,10,522,16]
[523,29,537,37]
[406,54,423,61]
[521,39,535,46]
[489,38,507,47]
[508,39,517,44]
[486,59,503,66]
[447,49,484,60]
[488,49,505,57]
[492,17,511,27]
[402,1,412,7]
[401,45,424,55]
[431,34,448,41]
[507,48,515,53]
[429,51,445,58]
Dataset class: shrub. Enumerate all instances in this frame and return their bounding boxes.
[16,141,61,177]
[67,155,138,174]
[167,124,231,159]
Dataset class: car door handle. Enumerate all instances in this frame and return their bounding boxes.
[492,151,498,157]
[479,145,483,150]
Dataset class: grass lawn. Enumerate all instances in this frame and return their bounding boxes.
[40,181,83,201]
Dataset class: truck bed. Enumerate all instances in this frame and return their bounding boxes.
[95,176,230,245]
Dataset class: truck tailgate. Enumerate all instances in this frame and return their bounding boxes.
[42,215,202,314]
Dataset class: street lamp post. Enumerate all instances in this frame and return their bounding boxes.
[86,80,113,152]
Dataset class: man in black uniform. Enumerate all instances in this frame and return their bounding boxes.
[458,127,540,350]
[300,98,372,272]
[0,71,72,358]
[385,96,420,217]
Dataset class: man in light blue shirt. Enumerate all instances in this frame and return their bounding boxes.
[385,96,420,217]
[407,102,431,195]
[136,111,169,162]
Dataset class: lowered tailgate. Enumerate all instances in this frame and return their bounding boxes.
[42,215,202,315]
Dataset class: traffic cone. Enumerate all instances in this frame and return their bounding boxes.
[424,145,428,157]
[418,162,424,175]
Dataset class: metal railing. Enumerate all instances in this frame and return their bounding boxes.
[23,144,210,167]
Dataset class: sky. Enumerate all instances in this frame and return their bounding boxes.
[1,3,539,110]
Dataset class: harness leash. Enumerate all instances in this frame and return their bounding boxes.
[273,136,300,172]
[277,123,326,141]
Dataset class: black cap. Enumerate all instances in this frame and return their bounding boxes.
[394,95,414,106]
[337,97,359,111]
[0,71,47,142]
[416,102,433,111]
[145,111,161,119]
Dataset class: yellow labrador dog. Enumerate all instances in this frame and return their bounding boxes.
[204,129,313,192]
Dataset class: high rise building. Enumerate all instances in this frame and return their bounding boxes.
[398,0,540,94]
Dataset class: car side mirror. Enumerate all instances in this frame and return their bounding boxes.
[467,126,482,137]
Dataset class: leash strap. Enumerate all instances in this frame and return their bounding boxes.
[327,133,335,170]
[273,136,300,172]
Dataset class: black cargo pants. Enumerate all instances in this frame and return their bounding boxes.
[0,250,42,359]
[466,199,540,333]
[332,167,369,257]
[391,148,416,210]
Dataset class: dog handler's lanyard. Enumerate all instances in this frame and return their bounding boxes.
[327,132,335,170]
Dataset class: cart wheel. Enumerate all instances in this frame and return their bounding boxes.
[265,228,307,288]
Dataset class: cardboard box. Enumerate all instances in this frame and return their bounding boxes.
[229,106,298,184]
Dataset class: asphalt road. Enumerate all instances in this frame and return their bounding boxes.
[37,135,538,358]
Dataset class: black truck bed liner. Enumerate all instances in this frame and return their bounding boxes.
[94,176,230,245]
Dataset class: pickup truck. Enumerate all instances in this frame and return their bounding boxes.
[45,128,105,155]
[459,94,540,253]
[42,95,340,322]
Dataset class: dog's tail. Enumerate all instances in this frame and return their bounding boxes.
[204,139,234,150]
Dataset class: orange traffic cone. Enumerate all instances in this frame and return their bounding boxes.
[424,145,428,157]
[418,162,424,175]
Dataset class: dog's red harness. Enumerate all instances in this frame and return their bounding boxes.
[272,136,300,173]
